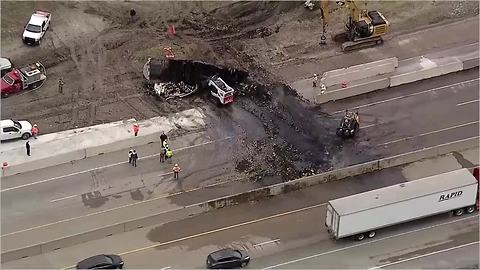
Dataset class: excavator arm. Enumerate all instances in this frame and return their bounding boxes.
[319,0,330,43]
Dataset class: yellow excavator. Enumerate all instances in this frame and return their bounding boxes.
[317,0,390,51]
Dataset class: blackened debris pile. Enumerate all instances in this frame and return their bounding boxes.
[145,81,198,100]
[143,58,249,100]
[144,58,248,87]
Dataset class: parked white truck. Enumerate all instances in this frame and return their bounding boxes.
[326,168,480,241]
[22,10,51,45]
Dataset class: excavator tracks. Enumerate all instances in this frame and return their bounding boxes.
[341,36,384,52]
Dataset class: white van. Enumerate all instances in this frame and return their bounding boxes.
[0,120,32,141]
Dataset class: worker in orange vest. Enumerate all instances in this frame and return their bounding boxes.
[133,123,139,136]
[31,124,39,139]
[173,163,181,179]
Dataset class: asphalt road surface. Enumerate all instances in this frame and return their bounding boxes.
[321,68,479,164]
[3,173,477,269]
[2,69,479,258]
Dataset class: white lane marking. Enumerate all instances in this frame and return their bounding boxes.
[457,99,479,106]
[262,215,478,269]
[368,241,480,269]
[362,123,383,129]
[254,239,281,247]
[377,121,479,146]
[329,78,480,114]
[3,176,248,237]
[63,203,327,268]
[49,194,78,203]
[0,137,233,193]
[160,267,172,270]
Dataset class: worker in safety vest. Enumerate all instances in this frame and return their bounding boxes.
[173,163,181,179]
[31,124,39,139]
[133,123,139,136]
[162,139,168,149]
[166,148,173,160]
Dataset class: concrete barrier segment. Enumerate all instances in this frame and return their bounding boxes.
[457,50,480,70]
[315,77,390,104]
[0,244,42,264]
[389,58,463,87]
[378,137,479,169]
[2,149,86,177]
[321,57,398,87]
[0,109,206,176]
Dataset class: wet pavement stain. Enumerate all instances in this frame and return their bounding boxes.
[452,151,475,168]
[81,191,108,208]
[130,189,145,201]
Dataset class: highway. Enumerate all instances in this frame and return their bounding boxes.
[322,68,479,164]
[2,167,477,269]
[1,69,479,265]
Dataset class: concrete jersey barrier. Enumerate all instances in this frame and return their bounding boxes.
[2,136,477,262]
[315,77,390,104]
[321,57,398,87]
[0,109,206,177]
[389,57,463,87]
[311,43,479,104]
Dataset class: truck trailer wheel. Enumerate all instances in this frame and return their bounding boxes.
[454,208,464,216]
[466,206,476,214]
[355,234,365,241]
[367,231,376,238]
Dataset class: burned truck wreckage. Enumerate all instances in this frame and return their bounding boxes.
[143,58,248,104]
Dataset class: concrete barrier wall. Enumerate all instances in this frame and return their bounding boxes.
[85,132,160,157]
[2,137,477,261]
[390,60,463,87]
[379,137,479,169]
[2,149,86,177]
[40,223,125,253]
[462,57,479,70]
[322,58,398,87]
[0,244,42,263]
[315,77,390,104]
[2,223,126,262]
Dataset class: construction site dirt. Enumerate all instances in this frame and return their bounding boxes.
[1,1,479,183]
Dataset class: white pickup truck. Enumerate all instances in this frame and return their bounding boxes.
[22,10,51,45]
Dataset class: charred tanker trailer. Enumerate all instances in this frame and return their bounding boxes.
[143,58,248,104]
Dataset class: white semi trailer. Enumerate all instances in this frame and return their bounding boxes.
[326,168,480,241]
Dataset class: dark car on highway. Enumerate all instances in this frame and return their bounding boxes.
[76,254,124,269]
[206,248,250,269]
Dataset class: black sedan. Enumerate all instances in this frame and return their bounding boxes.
[206,248,250,269]
[76,254,124,269]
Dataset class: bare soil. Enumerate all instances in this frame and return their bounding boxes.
[1,1,478,182]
